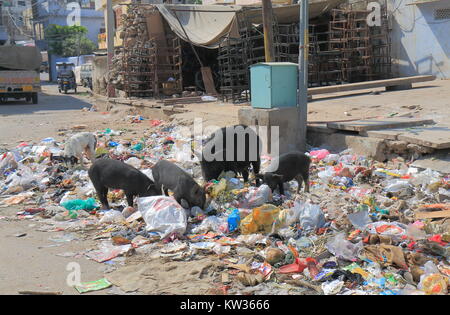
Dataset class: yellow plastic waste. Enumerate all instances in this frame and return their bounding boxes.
[210,178,228,197]
[240,204,284,234]
[420,273,448,295]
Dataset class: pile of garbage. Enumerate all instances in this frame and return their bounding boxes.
[0,120,449,295]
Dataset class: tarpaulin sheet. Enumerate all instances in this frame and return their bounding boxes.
[156,0,345,49]
[0,46,42,70]
[156,4,239,49]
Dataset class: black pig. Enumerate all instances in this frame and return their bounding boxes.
[151,160,206,209]
[256,151,310,195]
[88,158,159,209]
[195,125,261,183]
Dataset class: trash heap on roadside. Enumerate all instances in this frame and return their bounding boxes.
[0,120,449,295]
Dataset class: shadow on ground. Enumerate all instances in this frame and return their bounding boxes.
[0,91,92,116]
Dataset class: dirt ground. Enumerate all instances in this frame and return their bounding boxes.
[0,79,448,295]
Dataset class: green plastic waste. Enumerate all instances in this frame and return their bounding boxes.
[132,142,143,151]
[61,198,98,211]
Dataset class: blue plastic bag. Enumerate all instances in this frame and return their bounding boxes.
[228,209,241,232]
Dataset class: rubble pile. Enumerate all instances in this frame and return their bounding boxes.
[0,119,449,295]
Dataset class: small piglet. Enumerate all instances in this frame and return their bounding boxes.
[256,151,310,195]
[88,158,159,210]
[151,159,206,209]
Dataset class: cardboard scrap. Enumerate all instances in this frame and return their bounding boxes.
[226,263,251,274]
[415,210,450,220]
[415,204,450,219]
[363,244,408,269]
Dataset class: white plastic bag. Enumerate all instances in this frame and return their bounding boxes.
[243,184,272,208]
[124,157,142,169]
[100,210,126,224]
[138,196,187,239]
[0,152,18,173]
[348,210,372,229]
[326,233,363,261]
[141,168,154,181]
[296,201,326,233]
[191,215,226,234]
[317,167,335,183]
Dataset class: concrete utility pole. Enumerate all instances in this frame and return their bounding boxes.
[106,0,115,97]
[298,0,309,152]
[261,0,275,62]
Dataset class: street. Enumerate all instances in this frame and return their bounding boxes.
[0,84,120,295]
[0,80,449,296]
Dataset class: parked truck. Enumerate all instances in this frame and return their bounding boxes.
[0,46,42,104]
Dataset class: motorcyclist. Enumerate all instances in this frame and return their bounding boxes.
[57,63,76,93]
[57,63,75,79]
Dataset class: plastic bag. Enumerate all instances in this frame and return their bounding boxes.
[100,210,126,224]
[243,184,272,208]
[406,223,427,240]
[190,206,205,218]
[124,157,142,169]
[235,234,266,246]
[309,149,330,161]
[384,180,413,195]
[285,204,302,226]
[323,154,340,163]
[322,280,344,295]
[0,152,18,173]
[54,209,90,221]
[3,166,38,193]
[365,221,407,239]
[409,168,441,187]
[418,273,448,295]
[296,201,326,233]
[210,178,228,197]
[141,169,154,181]
[191,215,227,234]
[240,204,281,234]
[318,167,335,183]
[326,233,363,261]
[61,198,97,211]
[138,196,187,239]
[348,210,372,229]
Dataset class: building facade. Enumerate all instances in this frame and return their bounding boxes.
[389,0,449,79]
[27,0,104,50]
[0,0,34,43]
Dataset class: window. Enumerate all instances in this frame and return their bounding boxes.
[434,8,450,20]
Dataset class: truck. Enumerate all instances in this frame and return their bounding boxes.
[0,46,42,104]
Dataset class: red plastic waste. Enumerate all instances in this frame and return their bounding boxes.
[279,258,307,274]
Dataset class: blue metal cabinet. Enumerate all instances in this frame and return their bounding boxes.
[250,62,298,109]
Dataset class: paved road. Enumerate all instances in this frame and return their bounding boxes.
[0,83,104,145]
